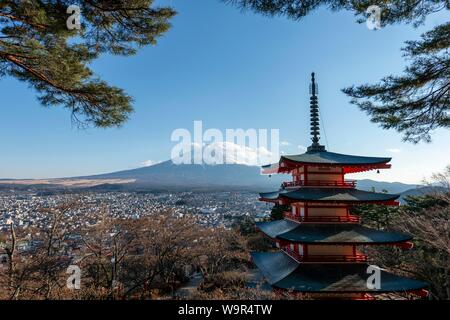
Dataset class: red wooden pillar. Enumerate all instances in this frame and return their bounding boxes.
[305,202,309,219]
[304,165,308,185]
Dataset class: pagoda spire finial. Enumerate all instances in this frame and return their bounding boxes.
[307,72,326,152]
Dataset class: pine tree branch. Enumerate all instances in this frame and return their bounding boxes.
[0,12,47,30]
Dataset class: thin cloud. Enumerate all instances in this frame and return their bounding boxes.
[386,148,401,153]
[141,160,161,167]
[298,145,307,152]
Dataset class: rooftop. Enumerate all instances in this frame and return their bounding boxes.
[251,251,428,293]
[256,220,412,244]
[262,150,391,174]
[259,188,399,203]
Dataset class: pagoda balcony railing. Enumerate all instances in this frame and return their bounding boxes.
[282,180,357,188]
[284,212,360,223]
[282,248,368,263]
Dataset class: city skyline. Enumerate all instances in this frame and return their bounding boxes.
[0,0,448,183]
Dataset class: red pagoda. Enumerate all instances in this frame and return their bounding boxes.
[252,73,428,300]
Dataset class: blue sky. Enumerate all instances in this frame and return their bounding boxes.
[0,0,448,183]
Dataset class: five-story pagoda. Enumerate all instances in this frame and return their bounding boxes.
[252,73,428,300]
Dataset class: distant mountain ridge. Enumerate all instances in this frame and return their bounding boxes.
[80,160,282,190]
[354,179,421,194]
[1,160,435,197]
[79,160,422,193]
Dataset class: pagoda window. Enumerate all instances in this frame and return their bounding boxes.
[305,172,344,182]
[292,167,304,174]
[308,206,347,217]
[291,205,297,215]
[298,165,347,186]
[284,203,359,223]
[308,245,353,256]
[282,243,305,262]
[293,173,304,182]
[291,204,305,217]
[308,166,342,173]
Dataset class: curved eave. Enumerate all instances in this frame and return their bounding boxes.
[255,219,299,239]
[259,188,400,204]
[261,151,392,175]
[281,151,391,166]
[256,221,412,245]
[261,163,287,175]
[258,190,282,203]
[252,251,428,294]
[286,224,410,245]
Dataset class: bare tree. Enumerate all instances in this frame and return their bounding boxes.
[368,166,450,300]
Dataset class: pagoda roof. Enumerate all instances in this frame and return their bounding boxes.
[259,188,399,204]
[262,150,391,174]
[256,219,298,239]
[251,251,427,293]
[256,220,412,244]
[282,151,391,166]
